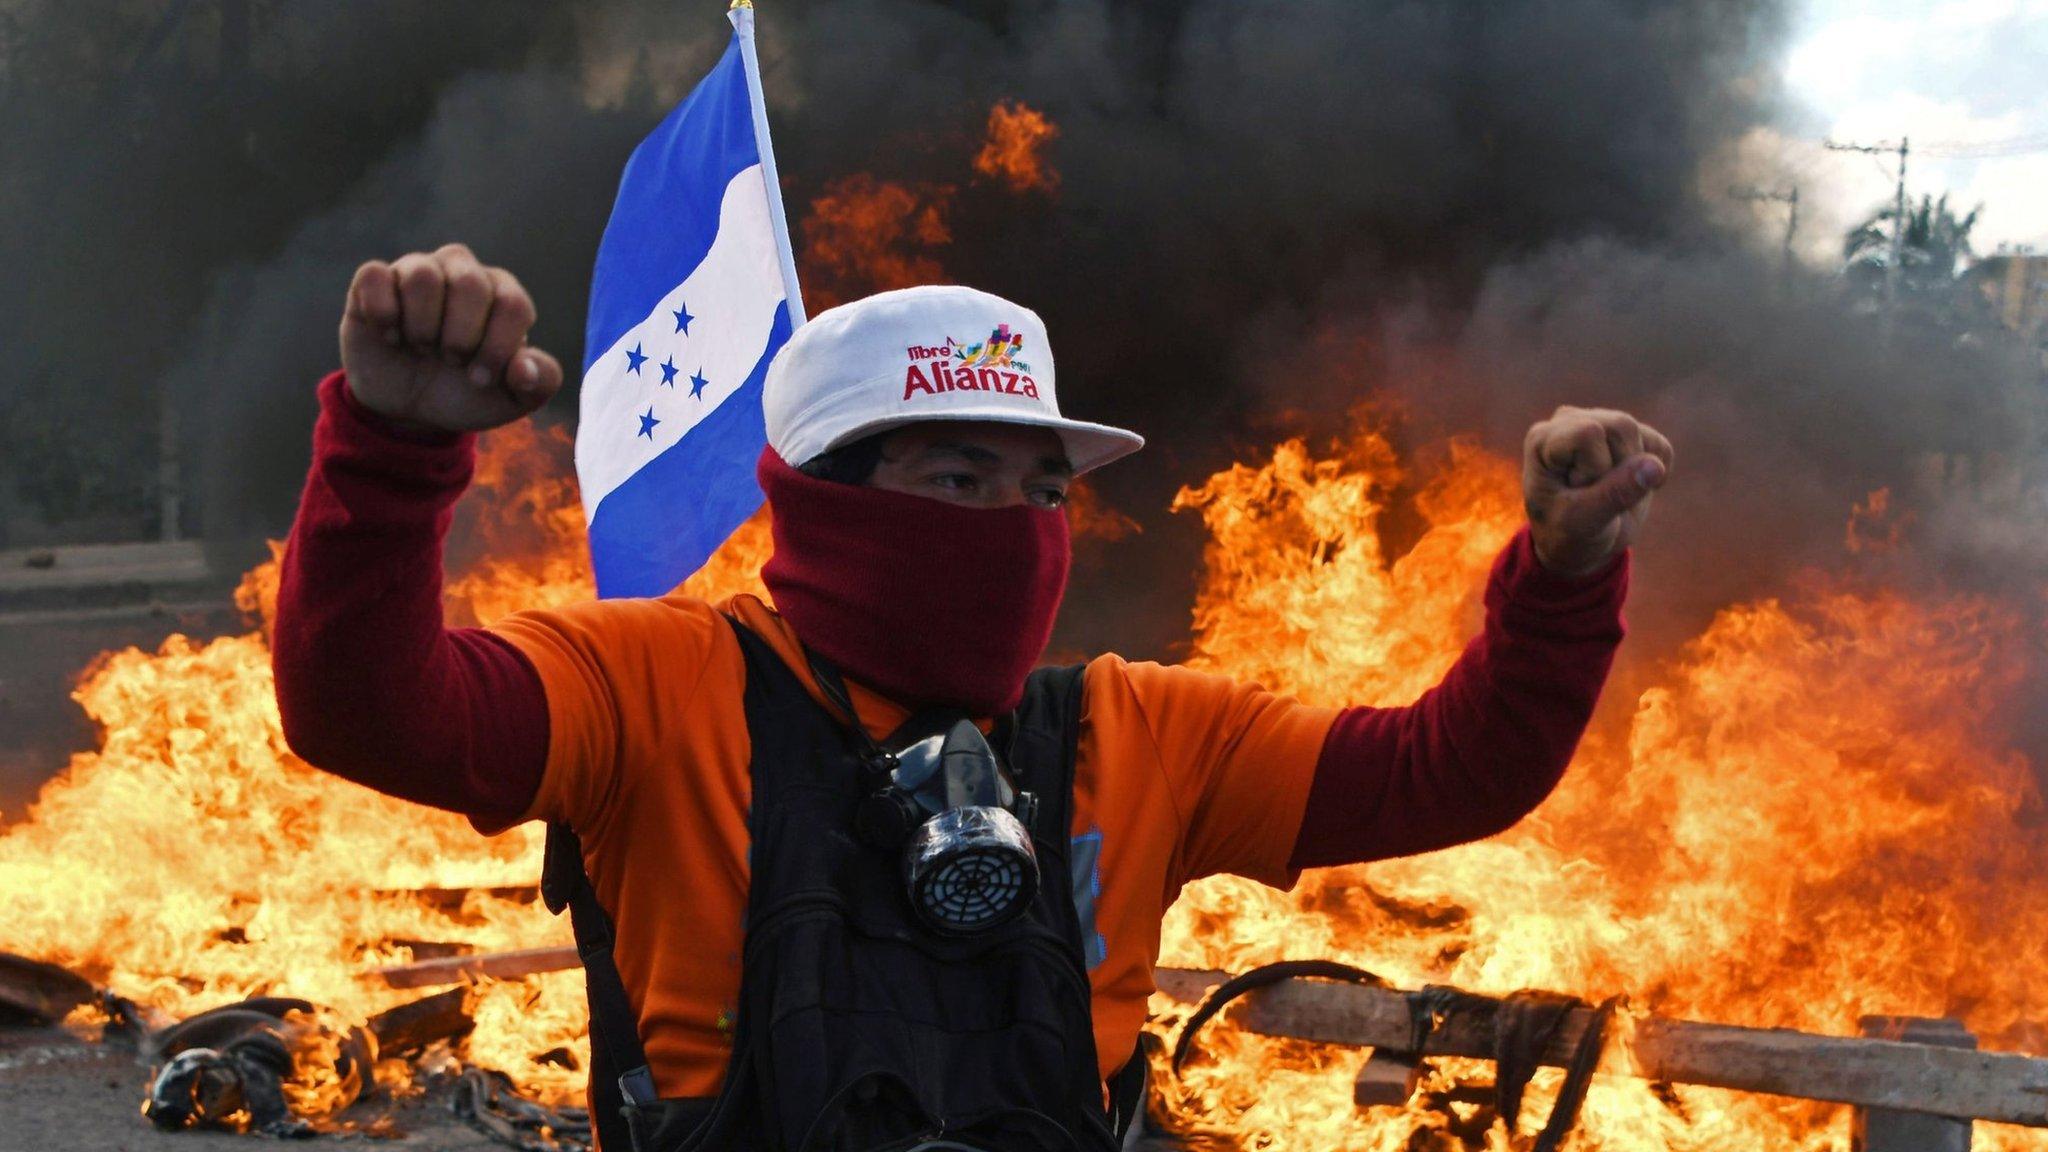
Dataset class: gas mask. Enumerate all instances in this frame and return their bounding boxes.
[852,716,1041,935]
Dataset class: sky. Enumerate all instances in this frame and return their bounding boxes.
[1783,0,2048,257]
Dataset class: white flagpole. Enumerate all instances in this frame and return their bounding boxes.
[729,0,808,327]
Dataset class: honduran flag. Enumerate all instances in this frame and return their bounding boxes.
[577,2,805,599]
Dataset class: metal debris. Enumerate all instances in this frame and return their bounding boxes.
[451,1067,592,1152]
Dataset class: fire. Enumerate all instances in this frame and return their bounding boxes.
[0,419,778,1119]
[1169,431,1520,707]
[973,99,1060,194]
[0,493,586,1112]
[799,174,952,312]
[0,104,996,1119]
[7,393,2048,1147]
[445,421,595,623]
[797,98,1058,310]
[0,433,570,1114]
[1152,422,2048,1150]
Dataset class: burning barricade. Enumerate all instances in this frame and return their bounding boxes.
[5,415,2048,1150]
[3,53,2047,1147]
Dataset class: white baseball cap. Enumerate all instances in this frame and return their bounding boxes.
[763,285,1144,474]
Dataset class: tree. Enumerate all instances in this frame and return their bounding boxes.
[1844,192,1981,293]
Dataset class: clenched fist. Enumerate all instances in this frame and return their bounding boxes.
[340,243,564,433]
[1522,406,1673,577]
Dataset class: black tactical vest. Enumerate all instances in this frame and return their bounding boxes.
[542,619,1139,1152]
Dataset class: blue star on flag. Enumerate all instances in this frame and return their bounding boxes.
[625,343,648,374]
[689,368,710,399]
[672,303,695,334]
[659,356,679,387]
[637,407,660,439]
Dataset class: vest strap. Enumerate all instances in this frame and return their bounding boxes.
[544,821,659,1109]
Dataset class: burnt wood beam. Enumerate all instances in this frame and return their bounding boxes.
[1152,968,2048,1128]
[365,988,476,1056]
[372,946,580,990]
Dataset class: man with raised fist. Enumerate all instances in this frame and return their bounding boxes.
[274,245,1669,1152]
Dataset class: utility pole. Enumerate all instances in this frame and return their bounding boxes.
[1826,137,1910,313]
[1730,184,1800,272]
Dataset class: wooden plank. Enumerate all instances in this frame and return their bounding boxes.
[1153,968,2048,1127]
[372,946,580,989]
[1354,1049,1425,1107]
[382,938,475,961]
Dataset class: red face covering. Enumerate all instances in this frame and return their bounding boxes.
[757,449,1071,716]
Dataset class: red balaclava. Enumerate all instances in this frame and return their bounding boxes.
[757,448,1071,716]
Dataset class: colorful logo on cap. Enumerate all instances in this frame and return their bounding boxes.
[950,324,1031,373]
[902,322,1042,402]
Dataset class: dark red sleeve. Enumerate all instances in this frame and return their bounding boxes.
[1288,528,1628,870]
[271,370,548,830]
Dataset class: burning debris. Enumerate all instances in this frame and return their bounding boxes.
[142,997,371,1137]
[1145,428,2048,1149]
[372,947,579,993]
[3,941,576,1144]
[450,1069,592,1152]
[133,981,590,1146]
[8,411,2048,1150]
[0,952,95,1027]
[1151,968,2048,1141]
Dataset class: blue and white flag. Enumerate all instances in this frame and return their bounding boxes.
[578,4,805,599]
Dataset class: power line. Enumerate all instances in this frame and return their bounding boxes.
[1918,132,2048,160]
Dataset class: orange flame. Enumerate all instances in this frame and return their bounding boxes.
[0,426,777,1112]
[799,174,953,312]
[798,100,1062,311]
[9,404,2048,1148]
[973,99,1060,194]
[445,421,594,624]
[1151,419,2048,1150]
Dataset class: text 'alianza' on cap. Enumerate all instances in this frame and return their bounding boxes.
[762,284,1145,475]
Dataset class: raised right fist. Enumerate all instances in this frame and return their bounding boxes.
[339,243,564,433]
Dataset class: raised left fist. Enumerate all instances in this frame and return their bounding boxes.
[1521,406,1673,577]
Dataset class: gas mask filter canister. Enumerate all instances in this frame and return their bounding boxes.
[853,718,1041,935]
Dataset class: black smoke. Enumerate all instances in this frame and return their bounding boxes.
[6,0,2043,690]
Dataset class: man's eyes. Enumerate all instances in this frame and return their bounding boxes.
[920,472,1068,507]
